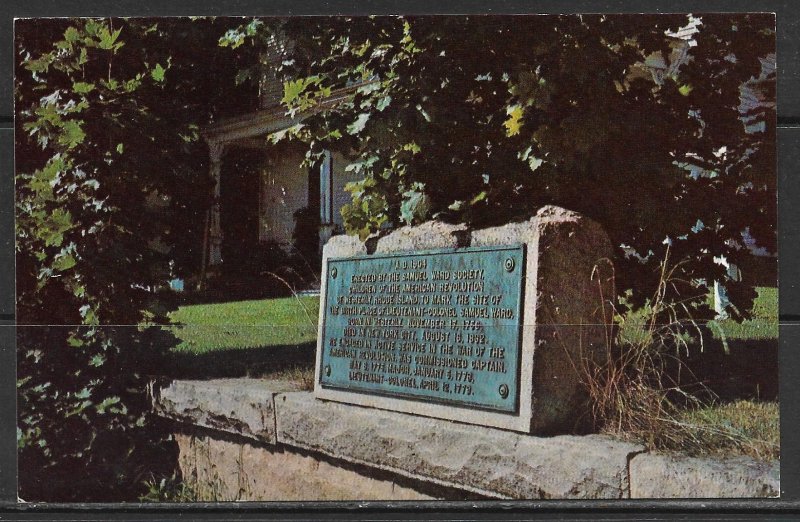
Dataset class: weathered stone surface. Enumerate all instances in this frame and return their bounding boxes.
[175,431,436,501]
[316,206,614,434]
[471,206,614,434]
[275,391,644,499]
[154,379,300,444]
[629,453,780,498]
[323,233,368,258]
[156,379,780,499]
[375,221,469,253]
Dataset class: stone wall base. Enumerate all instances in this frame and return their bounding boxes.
[154,379,779,500]
[174,429,439,501]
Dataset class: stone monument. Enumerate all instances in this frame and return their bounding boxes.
[314,206,614,434]
[153,205,778,499]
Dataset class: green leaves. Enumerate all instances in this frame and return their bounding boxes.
[400,183,431,226]
[97,26,123,51]
[402,142,421,154]
[375,95,392,111]
[503,104,523,136]
[39,209,74,248]
[24,54,54,74]
[356,81,381,96]
[95,396,121,414]
[150,63,166,83]
[400,19,422,54]
[72,82,95,94]
[342,177,390,240]
[281,75,330,115]
[74,387,92,399]
[52,251,77,272]
[57,120,86,149]
[268,123,307,144]
[218,19,264,48]
[344,154,379,175]
[253,15,774,322]
[470,190,488,205]
[346,112,371,135]
[282,77,316,104]
[16,17,243,501]
[64,26,81,44]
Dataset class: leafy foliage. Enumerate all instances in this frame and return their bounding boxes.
[229,15,775,317]
[15,17,253,501]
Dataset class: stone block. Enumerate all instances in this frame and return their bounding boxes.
[315,206,614,433]
[175,431,436,501]
[375,221,469,253]
[275,391,644,499]
[153,379,300,444]
[629,453,780,498]
[471,205,615,433]
[323,232,368,258]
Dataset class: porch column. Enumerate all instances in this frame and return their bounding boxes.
[208,140,224,266]
[318,149,334,254]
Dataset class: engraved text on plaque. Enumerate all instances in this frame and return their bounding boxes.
[318,245,525,412]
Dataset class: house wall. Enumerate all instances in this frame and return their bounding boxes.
[257,148,361,248]
[258,148,308,245]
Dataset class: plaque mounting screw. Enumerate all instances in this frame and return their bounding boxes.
[504,257,515,272]
[499,383,509,399]
[324,365,331,377]
[330,267,338,279]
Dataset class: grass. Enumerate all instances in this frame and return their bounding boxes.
[674,284,779,460]
[672,400,779,460]
[141,474,199,502]
[265,365,316,390]
[168,295,320,354]
[166,286,775,353]
[163,295,320,383]
[708,286,778,341]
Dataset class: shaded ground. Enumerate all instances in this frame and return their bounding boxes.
[686,335,778,401]
[692,287,779,401]
[164,342,316,380]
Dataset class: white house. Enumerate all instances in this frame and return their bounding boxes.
[198,37,365,285]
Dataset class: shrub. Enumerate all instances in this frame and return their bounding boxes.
[581,252,709,448]
[15,18,248,500]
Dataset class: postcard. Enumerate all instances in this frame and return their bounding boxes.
[15,14,778,501]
